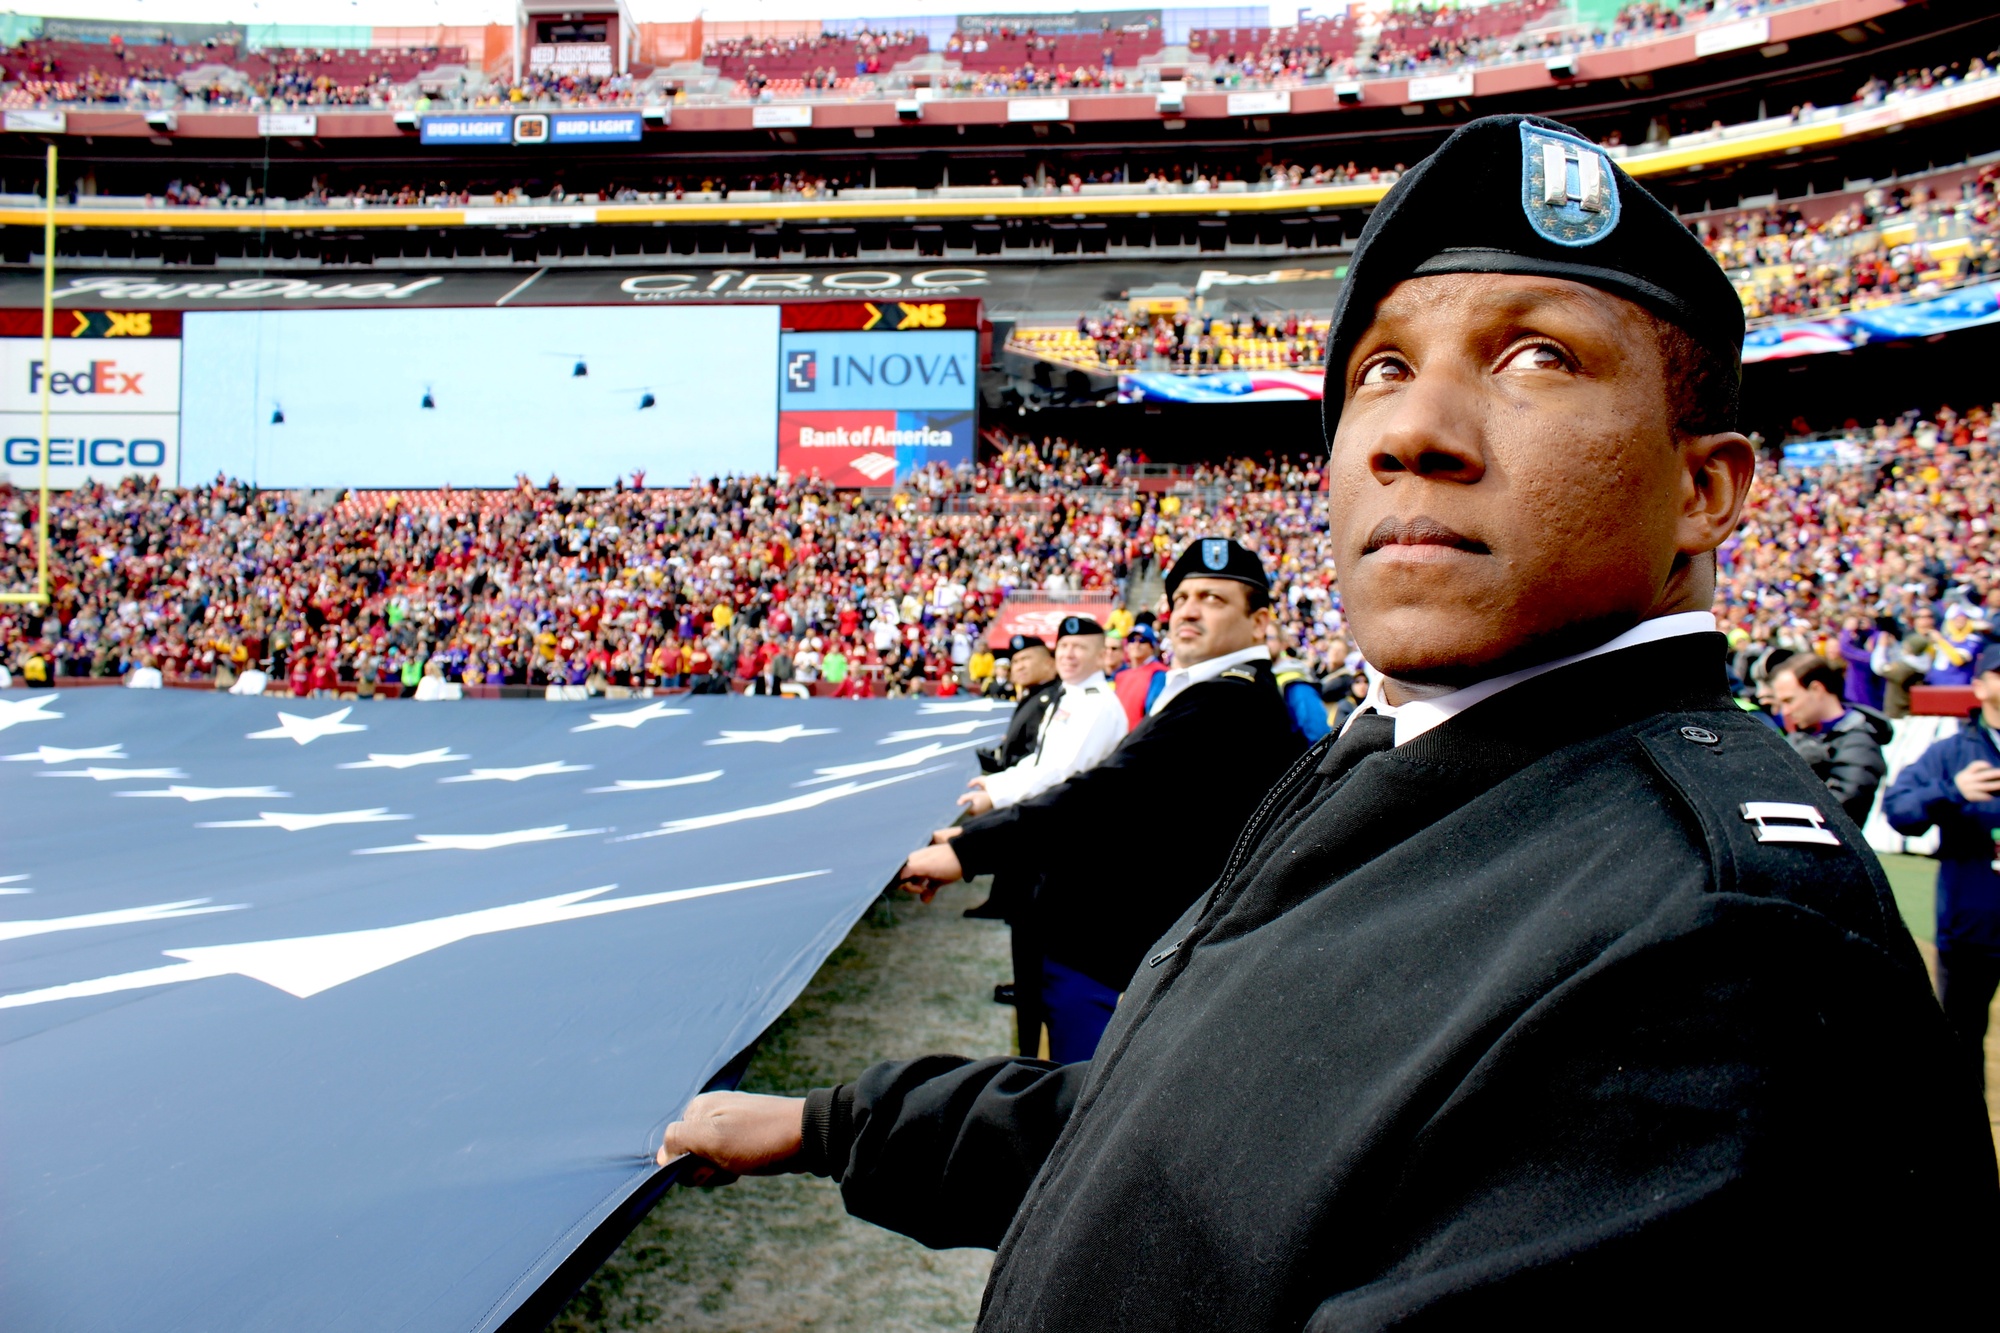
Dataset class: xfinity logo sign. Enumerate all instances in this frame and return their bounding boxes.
[29,359,144,396]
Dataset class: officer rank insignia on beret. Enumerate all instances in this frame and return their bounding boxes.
[1058,616,1105,639]
[1165,536,1273,602]
[1320,113,1746,443]
[1519,122,1619,248]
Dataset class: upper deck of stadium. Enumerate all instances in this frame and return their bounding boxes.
[0,0,1947,135]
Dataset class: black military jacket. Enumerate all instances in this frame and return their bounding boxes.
[951,655,1307,989]
[980,678,1062,774]
[800,636,1998,1326]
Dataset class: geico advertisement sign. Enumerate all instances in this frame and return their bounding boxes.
[778,410,971,487]
[0,337,182,414]
[777,330,977,413]
[0,412,179,488]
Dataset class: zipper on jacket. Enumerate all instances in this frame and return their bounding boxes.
[1141,732,1336,977]
[1203,732,1335,912]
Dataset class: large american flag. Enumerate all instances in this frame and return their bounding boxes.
[0,687,989,1332]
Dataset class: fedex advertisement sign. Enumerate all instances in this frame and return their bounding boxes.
[28,358,148,397]
[0,338,181,487]
[0,339,180,413]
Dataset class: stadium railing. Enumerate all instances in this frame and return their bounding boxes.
[4,65,1990,233]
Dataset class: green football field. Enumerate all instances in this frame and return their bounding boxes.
[1880,852,1939,944]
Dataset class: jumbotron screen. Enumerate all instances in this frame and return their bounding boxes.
[178,304,780,488]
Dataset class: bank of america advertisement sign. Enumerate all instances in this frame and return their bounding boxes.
[777,330,976,486]
[0,337,181,488]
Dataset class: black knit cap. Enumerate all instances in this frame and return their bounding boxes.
[1164,537,1271,603]
[1321,113,1744,443]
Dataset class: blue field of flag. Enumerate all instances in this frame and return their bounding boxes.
[0,689,995,1332]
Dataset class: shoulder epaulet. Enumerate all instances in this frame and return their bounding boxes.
[1220,666,1259,683]
[1634,711,1901,940]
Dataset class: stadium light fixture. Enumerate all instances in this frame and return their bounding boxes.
[0,144,54,607]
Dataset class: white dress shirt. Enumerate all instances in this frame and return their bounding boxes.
[1149,644,1271,717]
[984,671,1130,809]
[1343,611,1719,747]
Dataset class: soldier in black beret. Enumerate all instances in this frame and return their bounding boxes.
[964,633,1061,935]
[660,114,1997,1325]
[976,635,1058,775]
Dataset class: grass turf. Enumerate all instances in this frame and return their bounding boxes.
[551,878,1012,1333]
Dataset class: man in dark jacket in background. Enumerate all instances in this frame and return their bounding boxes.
[1770,651,1892,824]
[962,634,1063,1013]
[1884,640,2000,1084]
[913,536,1304,1062]
[657,115,1996,1327]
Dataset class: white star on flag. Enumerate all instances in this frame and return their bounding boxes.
[0,897,244,944]
[917,699,1010,714]
[569,701,691,732]
[438,761,592,784]
[798,740,986,786]
[337,747,468,770]
[199,809,413,832]
[0,874,30,896]
[618,768,941,840]
[4,743,125,763]
[353,825,608,854]
[41,766,188,782]
[0,694,63,733]
[0,872,825,1009]
[118,785,292,803]
[586,771,723,794]
[246,707,366,745]
[704,724,837,746]
[876,719,1006,744]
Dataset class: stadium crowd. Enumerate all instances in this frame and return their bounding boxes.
[1700,158,2000,320]
[1016,309,1334,372]
[0,0,1920,111]
[5,406,1997,722]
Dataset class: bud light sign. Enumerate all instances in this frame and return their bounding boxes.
[777,330,976,486]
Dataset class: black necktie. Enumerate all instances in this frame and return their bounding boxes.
[1320,711,1397,782]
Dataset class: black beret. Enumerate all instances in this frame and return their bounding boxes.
[1321,113,1744,443]
[1165,537,1272,604]
[1006,633,1049,655]
[1056,615,1105,640]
